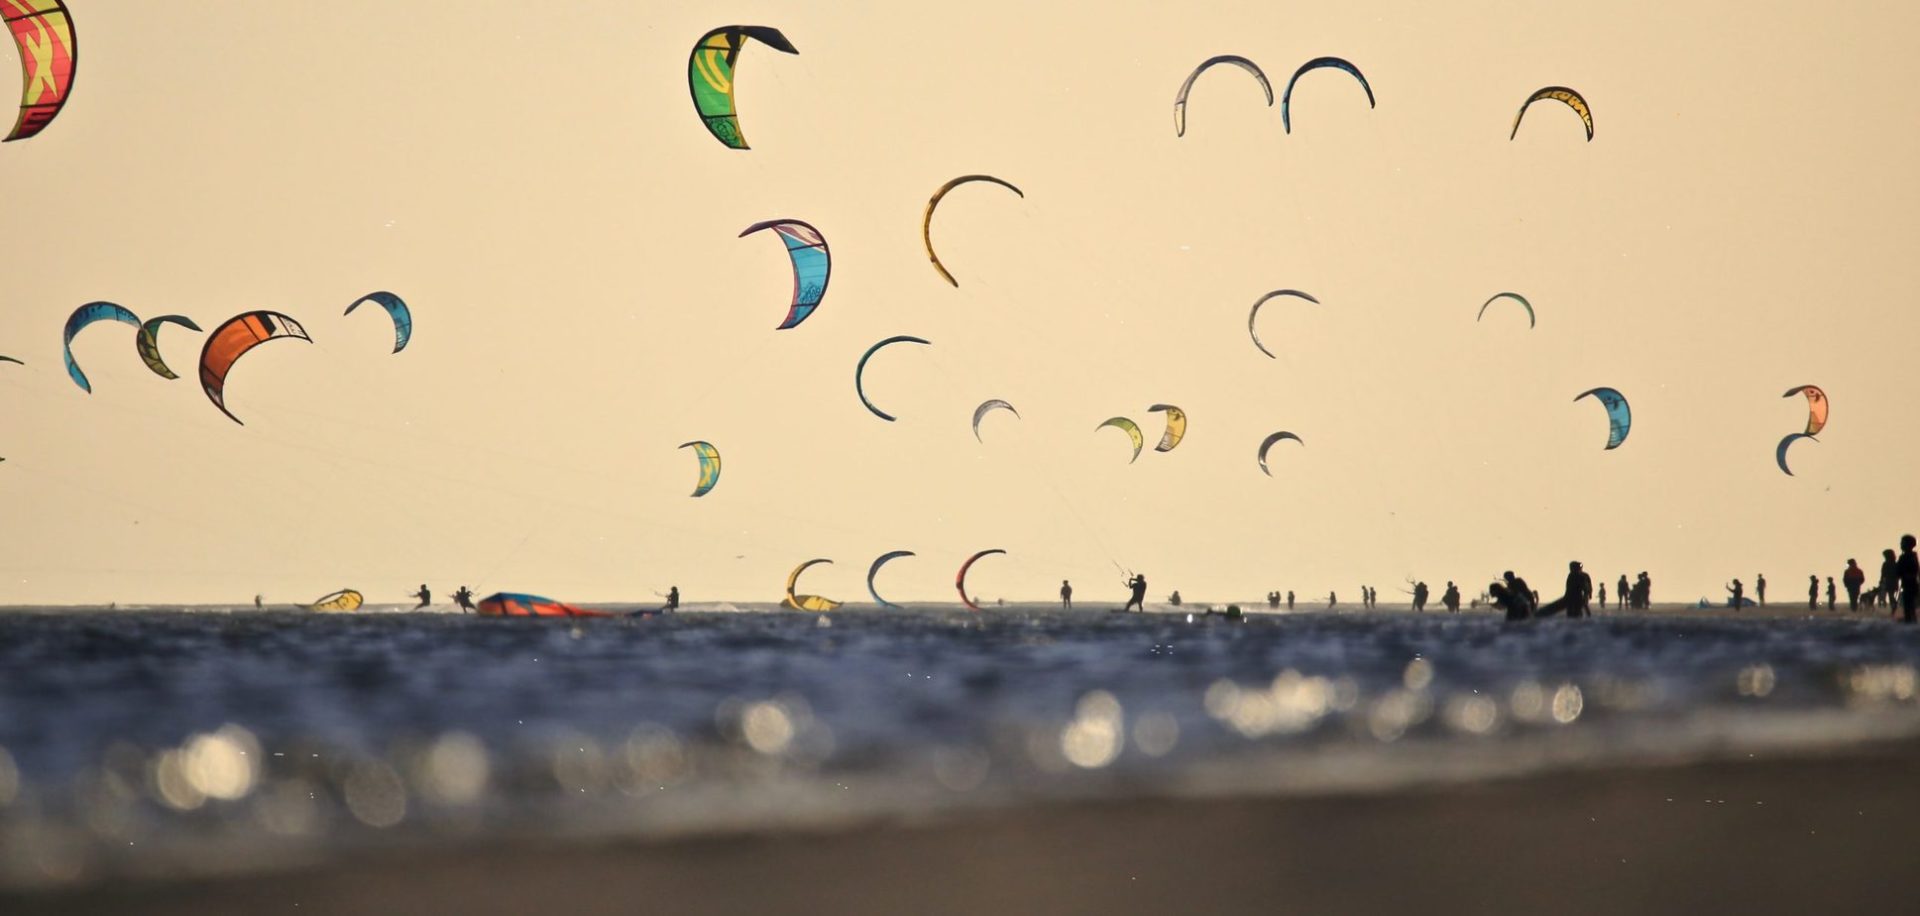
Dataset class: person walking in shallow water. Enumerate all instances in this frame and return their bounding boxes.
[1900,535,1920,624]
[412,584,431,609]
[1844,560,1865,611]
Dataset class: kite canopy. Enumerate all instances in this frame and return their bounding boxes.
[1775,433,1817,477]
[198,310,312,425]
[135,315,202,380]
[922,175,1023,287]
[1173,55,1272,137]
[971,399,1019,442]
[1257,430,1303,476]
[782,558,841,611]
[3,0,77,142]
[687,25,797,150]
[62,301,141,393]
[855,335,931,422]
[1281,57,1374,134]
[309,589,364,612]
[1782,385,1828,436]
[1476,292,1535,329]
[1574,387,1631,450]
[956,549,1005,612]
[1511,86,1593,141]
[1097,417,1144,464]
[345,292,412,354]
[740,219,830,329]
[679,440,722,497]
[476,592,608,618]
[1147,404,1187,452]
[0,355,20,365]
[866,550,914,609]
[1247,289,1318,359]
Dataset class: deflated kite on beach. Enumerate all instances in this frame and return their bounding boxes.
[782,558,841,612]
[476,592,609,618]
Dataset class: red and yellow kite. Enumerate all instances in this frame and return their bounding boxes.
[3,0,76,142]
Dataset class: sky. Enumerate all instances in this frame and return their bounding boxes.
[3,1,1918,607]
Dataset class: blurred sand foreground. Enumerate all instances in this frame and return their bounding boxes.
[9,737,1917,916]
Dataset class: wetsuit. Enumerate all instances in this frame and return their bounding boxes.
[1900,549,1920,624]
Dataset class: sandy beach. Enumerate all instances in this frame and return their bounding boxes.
[10,734,1918,916]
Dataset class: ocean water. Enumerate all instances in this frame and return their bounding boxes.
[3,604,1920,886]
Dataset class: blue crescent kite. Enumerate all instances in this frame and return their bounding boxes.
[1281,57,1375,133]
[740,219,830,329]
[1775,433,1817,477]
[1574,387,1631,450]
[866,550,915,609]
[345,292,412,354]
[678,440,722,497]
[62,301,142,393]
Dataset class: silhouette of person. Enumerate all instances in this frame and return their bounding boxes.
[1617,574,1630,610]
[1286,590,1295,611]
[1637,572,1652,609]
[1328,591,1338,609]
[1502,571,1535,619]
[1844,560,1865,611]
[662,586,680,612]
[1570,562,1592,617]
[1061,580,1073,609]
[1900,535,1920,624]
[1825,577,1836,611]
[253,594,262,609]
[453,586,475,613]
[1267,591,1280,610]
[1807,575,1819,611]
[1169,590,1182,607]
[412,584,431,609]
[1442,581,1460,613]
[1490,580,1529,621]
[1881,549,1900,611]
[1413,581,1429,612]
[1726,578,1744,609]
[1125,574,1147,613]
[1597,582,1606,610]
[1756,574,1767,607]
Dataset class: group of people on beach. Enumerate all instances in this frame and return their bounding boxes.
[1724,535,1920,621]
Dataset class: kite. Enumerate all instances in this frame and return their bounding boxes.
[1511,86,1593,141]
[3,0,77,142]
[1573,387,1631,450]
[1247,289,1319,359]
[344,291,411,354]
[309,589,364,613]
[135,315,202,380]
[1257,431,1303,476]
[1775,433,1818,477]
[923,174,1023,287]
[740,219,829,329]
[1280,57,1374,134]
[0,355,21,365]
[687,25,797,150]
[61,301,141,393]
[679,440,721,497]
[1782,385,1828,436]
[1476,293,1535,329]
[1097,417,1144,464]
[198,310,312,425]
[971,399,1019,442]
[956,548,1005,612]
[855,335,930,422]
[1147,404,1187,452]
[1173,55,1272,137]
[782,558,841,612]
[476,592,610,618]
[866,550,914,609]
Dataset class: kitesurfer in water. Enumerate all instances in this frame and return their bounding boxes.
[1328,591,1338,609]
[1125,574,1147,613]
[453,586,476,613]
[412,584,431,609]
[662,586,680,612]
[1061,580,1073,609]
[1412,582,1429,612]
[1844,560,1865,611]
[1900,535,1919,623]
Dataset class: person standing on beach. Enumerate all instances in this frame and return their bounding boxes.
[412,584,431,609]
[1443,582,1460,613]
[1286,590,1295,611]
[1413,581,1429,612]
[1756,574,1767,607]
[1844,561,1865,611]
[1124,574,1147,613]
[1267,591,1280,610]
[1899,535,1919,624]
[1727,579,1744,609]
[1880,549,1899,610]
[1328,591,1338,609]
[1061,580,1073,609]
[1824,577,1836,611]
[1491,579,1529,622]
[1807,575,1819,610]
[1617,574,1630,610]
[1571,563,1593,617]
[1597,581,1606,610]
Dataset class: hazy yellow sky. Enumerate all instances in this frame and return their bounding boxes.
[3,1,1917,606]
